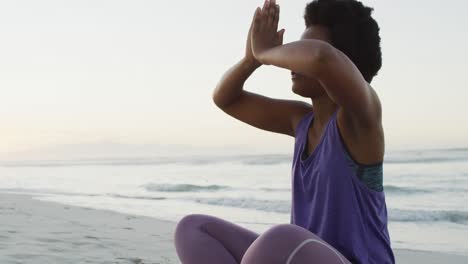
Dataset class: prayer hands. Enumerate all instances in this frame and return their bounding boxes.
[251,0,285,64]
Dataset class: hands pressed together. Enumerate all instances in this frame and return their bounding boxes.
[245,0,285,66]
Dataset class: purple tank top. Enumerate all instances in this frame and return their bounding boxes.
[290,110,395,264]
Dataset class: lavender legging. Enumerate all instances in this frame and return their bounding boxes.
[174,214,352,264]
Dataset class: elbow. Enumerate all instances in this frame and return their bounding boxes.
[212,88,244,109]
[211,86,231,109]
[212,87,222,108]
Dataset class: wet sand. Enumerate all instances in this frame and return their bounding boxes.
[1,193,467,264]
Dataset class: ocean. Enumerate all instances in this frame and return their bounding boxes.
[1,148,467,256]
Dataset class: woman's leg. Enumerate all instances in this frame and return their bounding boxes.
[241,224,352,264]
[174,214,260,264]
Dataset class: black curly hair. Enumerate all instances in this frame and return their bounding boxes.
[304,0,382,83]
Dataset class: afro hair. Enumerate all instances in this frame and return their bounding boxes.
[304,0,382,83]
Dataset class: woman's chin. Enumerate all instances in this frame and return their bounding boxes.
[292,86,300,92]
[292,86,306,97]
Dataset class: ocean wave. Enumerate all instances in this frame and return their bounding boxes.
[384,185,431,194]
[389,209,468,224]
[384,157,468,164]
[0,188,166,201]
[108,194,166,201]
[384,148,468,164]
[425,147,468,152]
[0,188,102,197]
[143,183,441,195]
[187,196,468,225]
[144,183,231,192]
[191,197,291,214]
[384,185,468,194]
[260,187,291,192]
[4,187,467,225]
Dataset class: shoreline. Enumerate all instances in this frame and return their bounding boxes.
[0,193,178,263]
[1,193,467,264]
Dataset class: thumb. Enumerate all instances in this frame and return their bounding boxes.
[277,29,286,43]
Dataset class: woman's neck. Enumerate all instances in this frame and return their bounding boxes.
[310,94,338,127]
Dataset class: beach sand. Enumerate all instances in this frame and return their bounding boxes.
[1,193,467,264]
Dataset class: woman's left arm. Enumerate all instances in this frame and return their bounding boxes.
[254,40,381,127]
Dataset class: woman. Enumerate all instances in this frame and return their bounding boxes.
[174,0,395,263]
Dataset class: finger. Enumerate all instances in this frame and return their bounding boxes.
[273,4,280,30]
[262,0,268,13]
[253,7,262,32]
[278,28,285,44]
[250,7,260,30]
[260,0,269,29]
[267,1,276,27]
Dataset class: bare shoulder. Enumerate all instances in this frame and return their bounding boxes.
[339,84,382,130]
[336,85,385,164]
[290,101,312,137]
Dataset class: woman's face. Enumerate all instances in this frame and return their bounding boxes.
[291,25,332,98]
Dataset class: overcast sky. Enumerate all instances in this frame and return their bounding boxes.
[0,0,467,156]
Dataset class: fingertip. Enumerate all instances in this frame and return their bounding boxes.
[280,29,286,38]
[254,7,261,18]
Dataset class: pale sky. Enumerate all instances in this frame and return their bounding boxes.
[0,0,467,156]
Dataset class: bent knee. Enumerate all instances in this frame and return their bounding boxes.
[241,224,324,264]
[264,224,298,235]
[262,224,319,240]
[174,214,226,237]
[175,214,210,232]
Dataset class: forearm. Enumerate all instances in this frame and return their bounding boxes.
[212,58,260,107]
[256,39,332,78]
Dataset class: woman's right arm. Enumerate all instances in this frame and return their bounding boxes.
[212,57,311,137]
